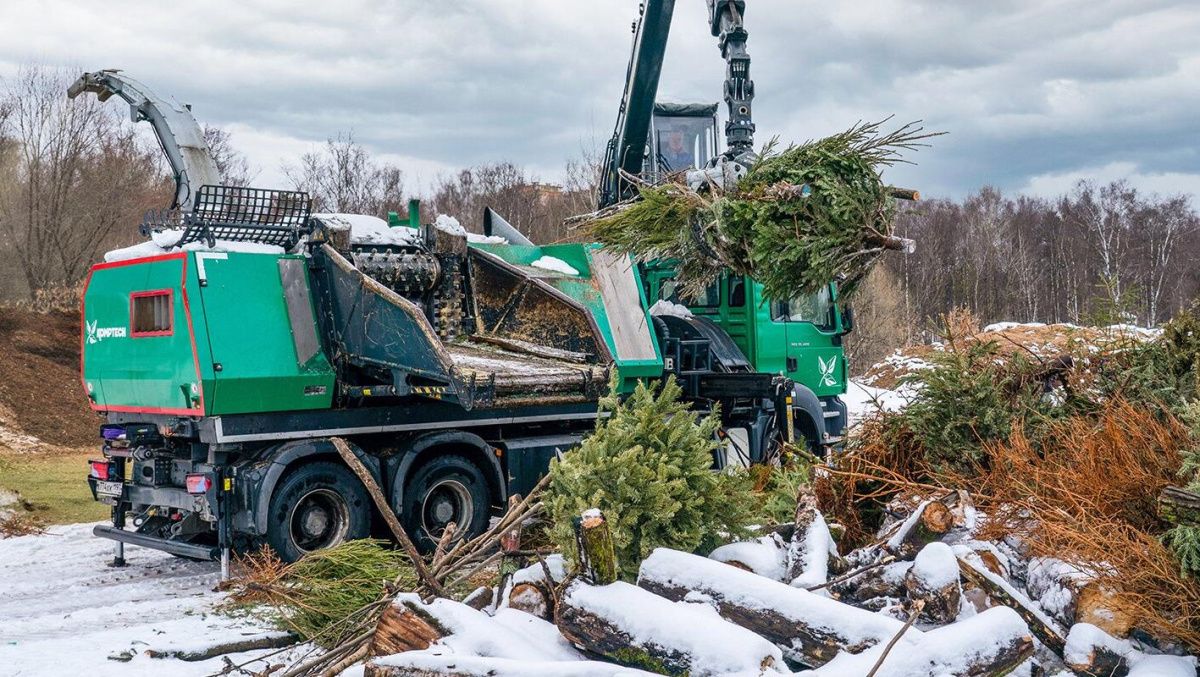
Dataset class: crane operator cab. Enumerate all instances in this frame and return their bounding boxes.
[647,102,720,181]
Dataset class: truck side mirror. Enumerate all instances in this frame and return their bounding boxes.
[840,306,855,335]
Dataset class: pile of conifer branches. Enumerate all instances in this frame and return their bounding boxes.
[586,119,941,301]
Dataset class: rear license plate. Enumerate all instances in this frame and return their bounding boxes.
[95,480,123,498]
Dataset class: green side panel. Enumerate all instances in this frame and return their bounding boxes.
[82,255,209,414]
[194,252,335,414]
[470,242,663,391]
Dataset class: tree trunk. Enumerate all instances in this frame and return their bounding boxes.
[1158,486,1200,527]
[879,498,955,560]
[508,582,553,620]
[1064,623,1131,677]
[637,548,906,668]
[555,578,782,676]
[461,586,493,611]
[903,543,960,625]
[786,492,844,587]
[371,601,446,657]
[575,509,618,586]
[957,555,1067,656]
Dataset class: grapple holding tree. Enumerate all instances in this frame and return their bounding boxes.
[586,119,939,302]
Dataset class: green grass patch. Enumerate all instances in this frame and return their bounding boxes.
[0,450,107,524]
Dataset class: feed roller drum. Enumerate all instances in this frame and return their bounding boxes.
[351,250,441,295]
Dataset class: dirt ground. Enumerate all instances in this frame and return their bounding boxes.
[0,306,98,447]
[0,306,105,528]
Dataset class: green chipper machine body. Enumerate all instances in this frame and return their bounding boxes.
[74,69,793,571]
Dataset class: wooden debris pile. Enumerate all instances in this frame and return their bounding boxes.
[348,488,1187,677]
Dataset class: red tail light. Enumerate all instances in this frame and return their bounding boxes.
[185,473,212,494]
[89,460,110,480]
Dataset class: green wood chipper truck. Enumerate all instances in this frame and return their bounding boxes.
[76,0,852,572]
[75,67,793,571]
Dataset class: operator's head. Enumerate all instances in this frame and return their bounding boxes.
[668,130,687,152]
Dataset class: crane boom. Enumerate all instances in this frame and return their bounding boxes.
[708,0,755,160]
[599,0,757,209]
[67,70,222,211]
[601,0,677,209]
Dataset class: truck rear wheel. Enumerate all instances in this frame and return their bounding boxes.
[402,455,492,553]
[266,461,371,562]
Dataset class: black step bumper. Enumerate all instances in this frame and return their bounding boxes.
[93,525,219,561]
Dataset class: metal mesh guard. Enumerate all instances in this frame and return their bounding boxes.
[147,185,313,249]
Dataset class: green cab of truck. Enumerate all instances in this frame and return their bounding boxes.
[641,263,850,450]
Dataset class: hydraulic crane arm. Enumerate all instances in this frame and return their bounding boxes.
[601,0,677,209]
[708,0,755,161]
[68,70,222,211]
[599,0,757,208]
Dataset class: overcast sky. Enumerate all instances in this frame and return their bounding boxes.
[1,0,1196,201]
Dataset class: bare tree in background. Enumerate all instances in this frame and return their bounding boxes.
[1137,194,1195,324]
[429,146,603,244]
[202,125,254,187]
[284,133,405,216]
[0,65,170,297]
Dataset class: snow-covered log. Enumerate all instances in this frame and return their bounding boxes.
[500,555,566,620]
[885,498,954,559]
[786,492,843,587]
[508,582,553,620]
[637,548,908,667]
[374,592,585,667]
[829,559,911,604]
[956,552,1068,655]
[1026,557,1091,627]
[709,533,789,581]
[365,654,659,676]
[903,543,961,624]
[796,606,1034,677]
[1064,623,1132,677]
[554,578,784,676]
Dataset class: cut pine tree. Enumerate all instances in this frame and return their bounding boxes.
[584,119,941,301]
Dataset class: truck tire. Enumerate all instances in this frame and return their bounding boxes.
[402,455,492,553]
[266,461,371,562]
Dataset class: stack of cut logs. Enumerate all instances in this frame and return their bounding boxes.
[361,490,1196,677]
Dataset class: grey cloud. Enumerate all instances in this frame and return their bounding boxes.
[0,0,1196,198]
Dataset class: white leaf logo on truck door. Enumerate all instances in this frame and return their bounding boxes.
[818,356,838,387]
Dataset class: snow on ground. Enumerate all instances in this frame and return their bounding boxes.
[0,523,305,676]
[844,379,915,427]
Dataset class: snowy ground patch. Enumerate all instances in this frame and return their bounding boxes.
[0,523,305,676]
[844,379,915,427]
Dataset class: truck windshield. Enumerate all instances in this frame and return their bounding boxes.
[772,286,836,330]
